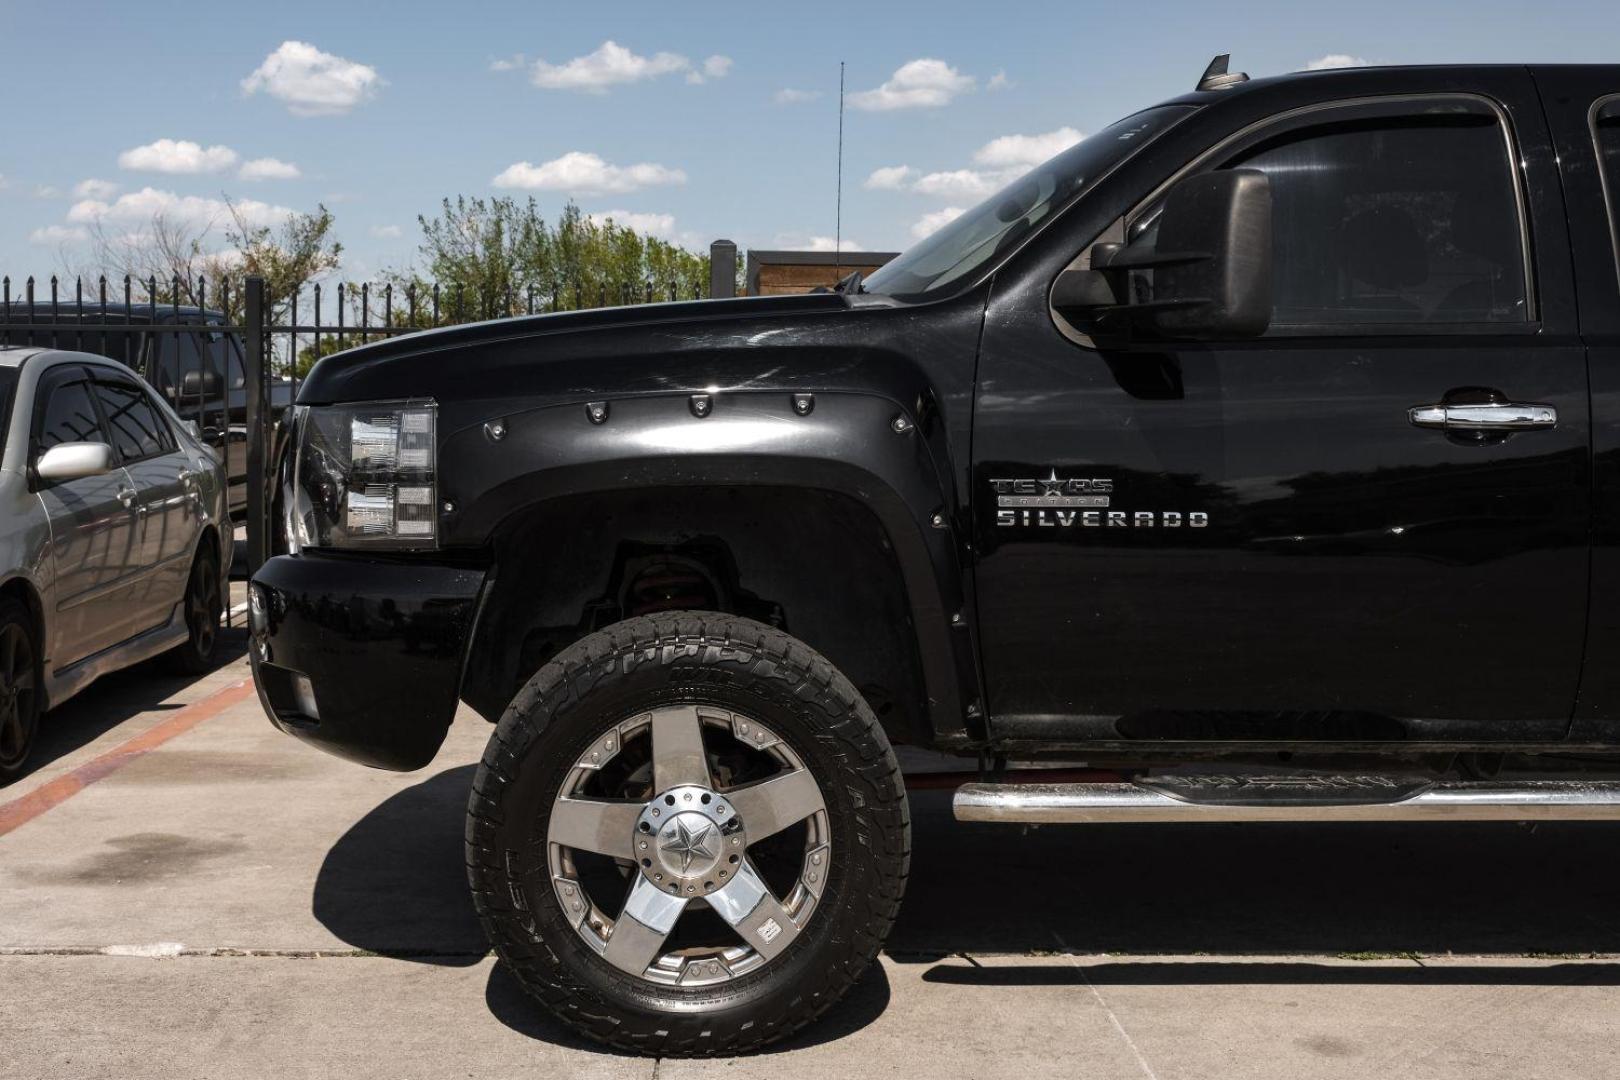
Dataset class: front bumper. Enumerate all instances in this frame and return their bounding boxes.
[249,552,487,770]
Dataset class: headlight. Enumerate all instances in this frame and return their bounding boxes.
[289,399,438,551]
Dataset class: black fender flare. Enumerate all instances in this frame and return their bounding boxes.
[439,388,980,744]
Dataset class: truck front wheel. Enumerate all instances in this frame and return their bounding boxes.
[465,612,910,1055]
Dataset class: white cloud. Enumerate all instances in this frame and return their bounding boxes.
[489,53,525,72]
[849,59,974,111]
[118,138,239,174]
[864,165,915,191]
[491,151,686,195]
[242,41,381,116]
[370,223,404,239]
[30,224,89,245]
[987,70,1011,91]
[588,209,677,238]
[74,178,118,199]
[688,54,733,83]
[238,157,301,181]
[1304,54,1370,71]
[34,185,62,199]
[974,126,1084,168]
[911,168,1002,200]
[0,173,8,190]
[911,207,965,239]
[806,236,864,252]
[67,186,294,231]
[774,88,821,105]
[530,40,691,93]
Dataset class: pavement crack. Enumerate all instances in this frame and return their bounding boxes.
[0,946,492,960]
[1052,932,1161,1080]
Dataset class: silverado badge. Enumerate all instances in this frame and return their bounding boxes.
[992,471,1207,529]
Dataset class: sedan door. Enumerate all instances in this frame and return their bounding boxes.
[31,366,142,665]
[90,367,199,630]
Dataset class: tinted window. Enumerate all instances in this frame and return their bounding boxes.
[37,378,107,452]
[1593,98,1620,288]
[93,378,172,460]
[156,331,228,401]
[1223,116,1527,327]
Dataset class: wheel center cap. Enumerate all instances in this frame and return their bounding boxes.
[633,785,743,892]
[658,812,720,876]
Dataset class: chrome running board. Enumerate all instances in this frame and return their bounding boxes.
[952,776,1620,823]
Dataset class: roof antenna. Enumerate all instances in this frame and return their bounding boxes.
[835,60,845,271]
[1196,53,1249,91]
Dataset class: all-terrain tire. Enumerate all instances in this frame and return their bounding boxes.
[466,611,910,1056]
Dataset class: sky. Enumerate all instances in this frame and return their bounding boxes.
[2,0,1618,284]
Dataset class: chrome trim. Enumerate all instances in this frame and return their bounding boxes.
[1408,401,1557,431]
[1588,94,1620,295]
[953,779,1620,823]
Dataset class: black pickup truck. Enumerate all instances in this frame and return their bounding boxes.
[249,60,1620,1054]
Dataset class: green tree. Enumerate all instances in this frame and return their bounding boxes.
[404,197,711,317]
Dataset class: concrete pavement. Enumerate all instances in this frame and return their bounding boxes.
[3,631,1619,1078]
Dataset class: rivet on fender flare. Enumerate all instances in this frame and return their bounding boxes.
[587,401,609,425]
[891,415,912,433]
[690,394,712,418]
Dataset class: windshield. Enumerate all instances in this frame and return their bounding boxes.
[863,105,1195,301]
[0,367,17,454]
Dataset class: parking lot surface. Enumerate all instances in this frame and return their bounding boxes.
[4,631,1620,1079]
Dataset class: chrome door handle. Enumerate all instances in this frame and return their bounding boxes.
[1408,402,1557,432]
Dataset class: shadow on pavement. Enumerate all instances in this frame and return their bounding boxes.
[22,628,249,782]
[313,770,1620,1051]
[312,764,487,965]
[892,790,1620,959]
[922,960,1620,986]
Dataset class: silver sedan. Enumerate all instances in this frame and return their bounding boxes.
[0,346,229,782]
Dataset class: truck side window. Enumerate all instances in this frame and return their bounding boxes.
[1228,115,1528,328]
[1592,96,1620,288]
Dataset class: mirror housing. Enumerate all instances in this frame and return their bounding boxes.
[180,368,224,398]
[35,441,116,483]
[1053,168,1273,342]
[1149,168,1272,339]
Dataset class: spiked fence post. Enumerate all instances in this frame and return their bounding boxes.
[244,275,269,575]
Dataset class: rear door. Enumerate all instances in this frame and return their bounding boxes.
[972,70,1589,741]
[1536,67,1620,731]
[31,366,142,664]
[89,366,197,629]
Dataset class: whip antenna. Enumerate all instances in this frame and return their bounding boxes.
[835,60,845,269]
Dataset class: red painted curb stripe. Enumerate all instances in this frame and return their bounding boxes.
[0,678,257,839]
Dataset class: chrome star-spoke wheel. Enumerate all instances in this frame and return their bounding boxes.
[547,704,830,986]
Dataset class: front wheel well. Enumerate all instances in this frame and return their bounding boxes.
[462,485,929,746]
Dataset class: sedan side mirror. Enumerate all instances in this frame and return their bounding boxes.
[1053,168,1274,342]
[35,441,117,483]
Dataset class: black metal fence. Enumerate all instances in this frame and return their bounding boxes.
[2,246,740,575]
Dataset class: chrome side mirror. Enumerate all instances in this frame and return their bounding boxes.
[35,441,117,482]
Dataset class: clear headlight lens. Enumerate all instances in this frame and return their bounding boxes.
[290,399,438,551]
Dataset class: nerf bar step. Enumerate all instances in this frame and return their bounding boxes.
[952,777,1620,823]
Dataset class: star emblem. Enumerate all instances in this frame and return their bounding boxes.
[1040,469,1064,497]
[660,818,719,872]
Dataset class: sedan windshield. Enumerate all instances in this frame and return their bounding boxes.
[862,105,1195,302]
